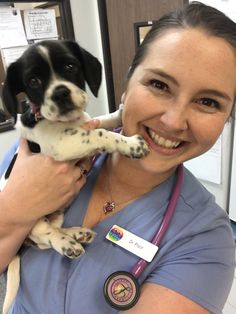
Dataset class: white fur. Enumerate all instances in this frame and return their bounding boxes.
[2,42,149,313]
[42,80,88,121]
[20,108,147,161]
[2,256,20,314]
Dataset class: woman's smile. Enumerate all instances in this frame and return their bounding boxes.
[144,126,187,156]
[147,127,181,148]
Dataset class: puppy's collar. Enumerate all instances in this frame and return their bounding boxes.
[30,102,44,121]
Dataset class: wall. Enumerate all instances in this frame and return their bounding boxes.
[69,0,109,117]
[229,125,236,221]
[186,123,233,211]
[0,129,18,163]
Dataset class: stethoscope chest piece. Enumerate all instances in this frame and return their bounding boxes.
[103,271,140,310]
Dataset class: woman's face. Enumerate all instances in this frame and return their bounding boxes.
[122,28,236,176]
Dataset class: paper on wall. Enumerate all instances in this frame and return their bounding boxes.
[1,46,28,69]
[0,7,28,48]
[23,9,58,40]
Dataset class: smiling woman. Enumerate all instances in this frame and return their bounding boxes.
[0,2,235,314]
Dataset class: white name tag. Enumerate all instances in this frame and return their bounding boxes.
[106,225,158,262]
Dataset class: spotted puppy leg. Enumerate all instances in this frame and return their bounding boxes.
[29,218,86,258]
[91,130,150,159]
[60,227,96,244]
[48,212,96,244]
[40,126,149,161]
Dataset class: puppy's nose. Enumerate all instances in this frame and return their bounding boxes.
[51,85,71,104]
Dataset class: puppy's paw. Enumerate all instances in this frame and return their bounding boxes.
[62,242,85,259]
[124,135,149,159]
[49,231,85,259]
[62,227,96,244]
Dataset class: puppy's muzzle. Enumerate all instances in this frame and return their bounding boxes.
[51,85,75,114]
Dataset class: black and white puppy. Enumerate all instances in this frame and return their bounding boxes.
[1,40,149,314]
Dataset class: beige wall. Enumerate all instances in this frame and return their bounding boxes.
[69,0,109,117]
[14,2,46,10]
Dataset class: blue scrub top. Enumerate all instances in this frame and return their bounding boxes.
[0,139,19,178]
[1,149,235,314]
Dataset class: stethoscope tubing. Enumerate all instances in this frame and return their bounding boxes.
[131,164,184,278]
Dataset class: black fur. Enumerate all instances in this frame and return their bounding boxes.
[2,40,102,124]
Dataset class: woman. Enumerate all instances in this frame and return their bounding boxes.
[0,2,235,313]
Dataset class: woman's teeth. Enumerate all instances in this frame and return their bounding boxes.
[148,129,180,148]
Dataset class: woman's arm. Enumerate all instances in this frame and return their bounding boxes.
[121,283,209,314]
[0,196,36,274]
[0,118,100,273]
[0,138,88,272]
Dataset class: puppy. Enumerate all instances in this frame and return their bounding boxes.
[1,40,149,314]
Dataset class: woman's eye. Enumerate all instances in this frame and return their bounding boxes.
[150,80,169,92]
[197,98,220,109]
[28,77,42,89]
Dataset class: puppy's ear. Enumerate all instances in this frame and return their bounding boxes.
[2,61,23,123]
[65,41,102,97]
[80,47,102,97]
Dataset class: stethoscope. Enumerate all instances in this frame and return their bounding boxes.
[103,163,184,311]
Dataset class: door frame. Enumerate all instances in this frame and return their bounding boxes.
[97,0,188,112]
[97,0,116,112]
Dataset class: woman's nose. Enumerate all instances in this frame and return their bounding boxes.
[159,102,189,131]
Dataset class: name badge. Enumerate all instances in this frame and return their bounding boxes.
[106,225,158,262]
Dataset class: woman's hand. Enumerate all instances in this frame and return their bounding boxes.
[1,118,100,226]
[0,118,100,272]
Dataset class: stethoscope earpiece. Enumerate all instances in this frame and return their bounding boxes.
[103,271,140,311]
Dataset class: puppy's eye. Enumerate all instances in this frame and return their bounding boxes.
[29,77,42,89]
[65,63,78,73]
